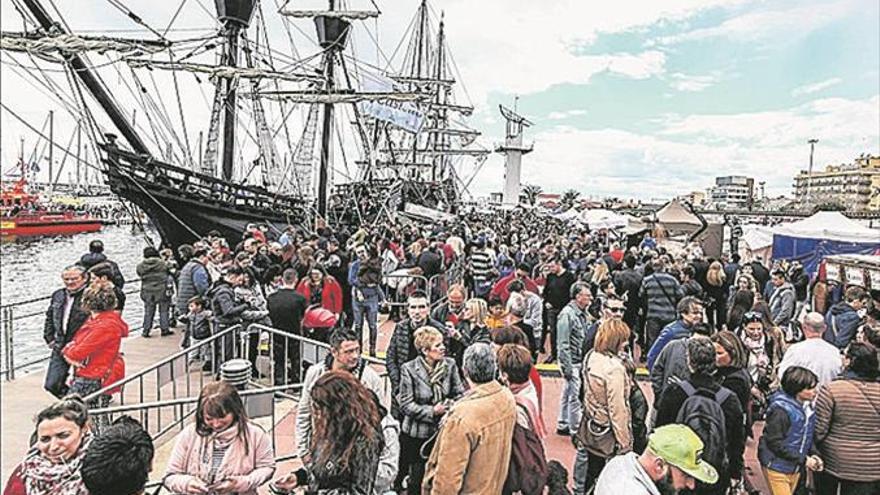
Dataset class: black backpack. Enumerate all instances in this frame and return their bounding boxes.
[675,380,731,473]
[503,403,548,495]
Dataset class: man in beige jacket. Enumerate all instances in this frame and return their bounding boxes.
[422,343,516,494]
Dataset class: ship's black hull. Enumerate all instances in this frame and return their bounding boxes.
[100,143,460,249]
[101,143,307,248]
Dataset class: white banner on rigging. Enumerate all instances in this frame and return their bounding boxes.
[359,77,425,133]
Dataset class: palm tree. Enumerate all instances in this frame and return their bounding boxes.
[560,189,581,209]
[522,184,543,205]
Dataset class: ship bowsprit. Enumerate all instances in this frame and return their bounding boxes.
[101,141,308,248]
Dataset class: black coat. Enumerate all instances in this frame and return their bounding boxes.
[79,253,125,288]
[715,366,753,434]
[386,317,446,392]
[208,281,248,327]
[43,287,89,346]
[267,288,308,335]
[655,374,746,478]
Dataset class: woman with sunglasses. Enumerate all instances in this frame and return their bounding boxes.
[737,311,785,419]
[4,396,92,495]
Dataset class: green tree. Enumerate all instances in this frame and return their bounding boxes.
[560,189,581,209]
[522,184,543,205]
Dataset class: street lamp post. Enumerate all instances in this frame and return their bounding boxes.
[806,138,818,209]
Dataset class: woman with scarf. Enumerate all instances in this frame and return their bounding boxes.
[163,381,275,494]
[272,371,392,494]
[737,311,785,419]
[395,327,464,494]
[4,396,92,495]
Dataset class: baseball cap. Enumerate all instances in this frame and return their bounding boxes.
[648,424,718,484]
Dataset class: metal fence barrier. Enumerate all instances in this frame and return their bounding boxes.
[0,278,144,380]
[86,321,391,494]
[382,272,429,311]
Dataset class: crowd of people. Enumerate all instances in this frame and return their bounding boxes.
[10,208,880,494]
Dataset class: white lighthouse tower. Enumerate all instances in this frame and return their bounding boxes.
[495,102,533,205]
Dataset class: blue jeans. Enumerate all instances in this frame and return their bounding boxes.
[352,297,379,351]
[142,296,170,335]
[574,452,607,494]
[557,364,582,432]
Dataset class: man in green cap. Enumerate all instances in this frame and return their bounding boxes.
[593,424,718,494]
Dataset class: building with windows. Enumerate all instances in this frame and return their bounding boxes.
[793,155,880,212]
[710,176,754,210]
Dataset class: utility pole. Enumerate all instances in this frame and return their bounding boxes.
[807,138,818,209]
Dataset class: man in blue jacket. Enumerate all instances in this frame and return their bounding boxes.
[824,286,867,350]
[646,296,703,370]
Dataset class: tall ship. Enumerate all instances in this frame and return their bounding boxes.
[1,0,487,247]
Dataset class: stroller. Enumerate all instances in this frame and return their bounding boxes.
[302,305,339,345]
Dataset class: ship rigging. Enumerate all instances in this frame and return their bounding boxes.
[1,0,488,247]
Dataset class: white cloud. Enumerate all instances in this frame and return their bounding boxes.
[468,94,879,200]
[653,0,858,46]
[547,109,588,120]
[668,72,722,92]
[791,78,842,97]
[431,0,755,103]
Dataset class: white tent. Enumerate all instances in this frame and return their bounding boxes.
[554,207,581,222]
[740,225,774,265]
[579,208,629,230]
[772,211,880,243]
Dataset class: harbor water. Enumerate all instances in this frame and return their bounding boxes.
[1,225,159,375]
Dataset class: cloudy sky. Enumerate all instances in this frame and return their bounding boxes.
[1,0,878,201]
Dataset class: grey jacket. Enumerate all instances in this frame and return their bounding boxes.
[136,257,170,302]
[768,282,796,326]
[557,300,590,379]
[594,452,661,495]
[397,357,464,439]
[295,358,389,460]
[649,337,690,405]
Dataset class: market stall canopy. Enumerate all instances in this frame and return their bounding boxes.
[579,208,629,230]
[740,224,774,265]
[554,207,581,222]
[772,211,880,274]
[773,211,880,243]
[742,225,774,250]
[654,199,704,233]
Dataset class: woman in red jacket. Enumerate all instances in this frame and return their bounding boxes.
[62,280,128,409]
[296,266,343,315]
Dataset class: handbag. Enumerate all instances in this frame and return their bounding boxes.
[577,354,617,458]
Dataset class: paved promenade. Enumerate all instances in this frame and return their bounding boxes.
[1,331,182,480]
[2,317,768,493]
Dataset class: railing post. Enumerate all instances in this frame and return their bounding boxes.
[8,306,15,380]
[4,307,16,381]
[2,307,8,381]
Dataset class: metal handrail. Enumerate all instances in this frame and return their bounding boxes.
[0,277,143,309]
[83,324,243,401]
[0,277,145,380]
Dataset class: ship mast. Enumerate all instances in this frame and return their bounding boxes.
[314,0,350,218]
[18,0,150,155]
[216,0,256,182]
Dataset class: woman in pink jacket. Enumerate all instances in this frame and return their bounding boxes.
[163,381,275,494]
